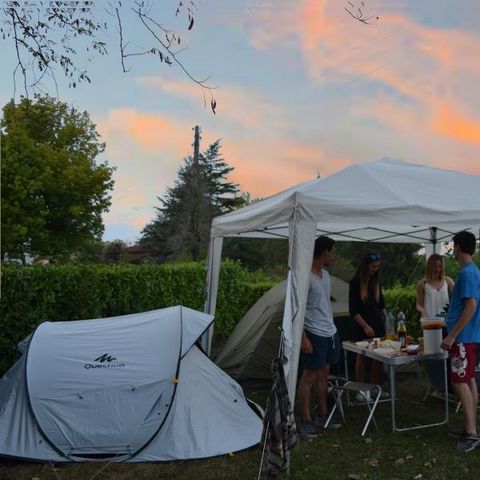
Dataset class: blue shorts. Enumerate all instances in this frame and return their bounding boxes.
[301,330,340,370]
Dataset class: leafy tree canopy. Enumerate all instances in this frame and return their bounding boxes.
[335,242,422,287]
[222,239,423,286]
[1,94,114,261]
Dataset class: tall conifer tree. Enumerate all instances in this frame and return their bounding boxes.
[141,138,244,261]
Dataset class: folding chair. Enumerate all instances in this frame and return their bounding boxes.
[325,377,382,436]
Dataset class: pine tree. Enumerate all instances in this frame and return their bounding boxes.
[141,139,245,261]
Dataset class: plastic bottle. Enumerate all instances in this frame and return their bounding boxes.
[397,311,407,350]
[385,310,396,340]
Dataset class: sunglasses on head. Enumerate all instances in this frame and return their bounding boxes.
[369,253,381,261]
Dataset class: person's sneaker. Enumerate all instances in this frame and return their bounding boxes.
[315,414,342,430]
[355,390,371,402]
[456,435,480,452]
[298,420,317,438]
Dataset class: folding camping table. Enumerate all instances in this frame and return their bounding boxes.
[342,341,449,432]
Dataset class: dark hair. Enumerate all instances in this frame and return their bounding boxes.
[453,230,477,256]
[313,236,335,258]
[354,253,381,303]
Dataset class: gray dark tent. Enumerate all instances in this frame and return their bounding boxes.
[216,277,349,379]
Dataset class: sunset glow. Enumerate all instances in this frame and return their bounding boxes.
[2,1,477,241]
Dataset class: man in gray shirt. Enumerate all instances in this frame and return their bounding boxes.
[298,236,341,437]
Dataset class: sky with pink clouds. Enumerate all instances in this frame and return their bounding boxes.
[1,0,479,242]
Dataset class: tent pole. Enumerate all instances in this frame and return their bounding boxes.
[425,226,440,258]
[282,198,317,408]
[280,214,315,476]
[201,235,223,356]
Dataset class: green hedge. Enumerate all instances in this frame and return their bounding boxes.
[384,285,422,339]
[0,262,428,376]
[0,261,276,375]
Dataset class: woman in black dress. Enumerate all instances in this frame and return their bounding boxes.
[349,253,387,385]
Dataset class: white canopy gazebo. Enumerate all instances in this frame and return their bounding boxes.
[204,158,480,403]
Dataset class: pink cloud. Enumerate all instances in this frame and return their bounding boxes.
[354,68,480,147]
[96,109,201,234]
[96,106,356,226]
[138,76,202,101]
[298,0,328,53]
[98,108,178,151]
[245,2,480,148]
[137,76,287,130]
[430,101,480,146]
[220,137,355,197]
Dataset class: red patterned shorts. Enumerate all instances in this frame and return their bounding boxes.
[450,343,477,384]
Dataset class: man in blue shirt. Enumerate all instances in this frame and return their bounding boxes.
[441,230,480,452]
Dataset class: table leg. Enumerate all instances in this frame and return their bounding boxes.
[389,364,396,432]
[341,343,449,432]
[344,347,350,405]
[393,358,449,432]
[344,348,349,381]
[443,356,449,425]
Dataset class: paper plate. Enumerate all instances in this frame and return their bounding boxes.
[379,340,401,350]
[373,347,395,356]
[355,341,370,348]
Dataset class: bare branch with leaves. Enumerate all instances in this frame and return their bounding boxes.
[345,0,379,25]
[1,0,218,112]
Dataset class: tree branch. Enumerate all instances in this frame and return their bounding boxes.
[345,0,379,25]
[9,9,28,98]
[115,5,130,73]
[2,1,218,112]
[133,5,218,94]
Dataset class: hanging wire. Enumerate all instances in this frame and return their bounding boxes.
[405,249,427,286]
[257,417,271,480]
[47,460,62,480]
[87,454,122,480]
[46,452,123,480]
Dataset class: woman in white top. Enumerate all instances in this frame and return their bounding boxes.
[416,254,454,318]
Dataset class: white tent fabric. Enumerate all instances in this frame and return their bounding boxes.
[0,306,262,462]
[216,276,349,379]
[204,159,480,403]
[211,158,480,242]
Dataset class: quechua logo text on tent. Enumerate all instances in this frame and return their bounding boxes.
[84,353,126,370]
[95,353,117,363]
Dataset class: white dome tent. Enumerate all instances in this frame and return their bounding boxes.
[203,159,480,407]
[0,306,262,462]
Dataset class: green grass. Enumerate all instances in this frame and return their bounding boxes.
[2,373,480,480]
